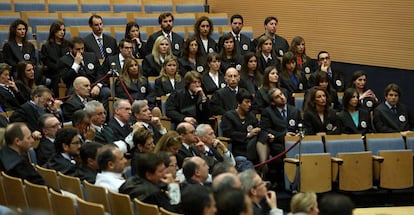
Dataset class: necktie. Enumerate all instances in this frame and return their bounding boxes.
[235,35,240,41]
[391,107,397,115]
[97,38,105,59]
[281,109,287,119]
[2,86,14,97]
[146,125,154,134]
[167,34,171,42]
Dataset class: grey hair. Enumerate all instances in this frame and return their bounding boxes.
[113,99,130,109]
[84,100,104,115]
[212,174,237,192]
[195,124,211,137]
[131,99,148,114]
[238,169,258,195]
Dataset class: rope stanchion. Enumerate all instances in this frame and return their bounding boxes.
[91,70,135,104]
[253,138,301,168]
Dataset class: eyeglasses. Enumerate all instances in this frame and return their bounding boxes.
[123,46,133,49]
[254,180,270,189]
[47,123,61,129]
[319,56,330,61]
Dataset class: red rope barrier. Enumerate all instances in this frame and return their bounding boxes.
[253,138,301,168]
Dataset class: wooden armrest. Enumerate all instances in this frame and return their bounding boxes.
[331,157,344,165]
[372,155,384,163]
[284,158,299,165]
[372,155,384,181]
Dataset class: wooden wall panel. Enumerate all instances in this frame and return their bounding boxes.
[209,0,414,70]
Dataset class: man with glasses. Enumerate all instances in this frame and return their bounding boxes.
[84,100,113,144]
[102,39,133,74]
[176,122,202,168]
[36,114,62,165]
[308,51,346,92]
[238,169,283,215]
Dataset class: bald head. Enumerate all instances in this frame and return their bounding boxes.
[73,76,91,98]
[213,172,241,191]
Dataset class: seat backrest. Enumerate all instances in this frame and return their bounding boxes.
[35,165,60,191]
[1,172,28,210]
[83,180,110,212]
[77,197,105,215]
[366,133,405,155]
[337,151,373,191]
[107,189,134,215]
[49,188,77,215]
[325,134,365,156]
[299,153,332,193]
[28,147,38,164]
[378,149,413,189]
[406,132,414,152]
[58,172,84,198]
[0,175,6,205]
[285,135,324,158]
[160,207,183,215]
[292,93,305,111]
[134,198,159,215]
[24,179,52,213]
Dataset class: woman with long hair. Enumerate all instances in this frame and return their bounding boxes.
[303,86,341,135]
[116,57,155,106]
[178,35,204,77]
[2,19,36,75]
[193,16,218,62]
[154,130,182,155]
[239,52,262,96]
[338,87,374,134]
[40,20,70,94]
[289,36,317,75]
[349,70,379,112]
[154,55,184,97]
[280,51,308,94]
[218,33,242,73]
[15,60,36,101]
[201,52,225,95]
[142,35,172,77]
[124,21,146,59]
[308,71,341,111]
[255,35,279,74]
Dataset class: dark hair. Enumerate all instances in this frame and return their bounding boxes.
[80,141,102,164]
[317,50,329,60]
[319,193,354,215]
[194,16,213,38]
[314,72,330,88]
[262,66,280,90]
[219,33,237,59]
[72,110,90,127]
[342,87,359,111]
[181,35,202,62]
[230,14,243,23]
[215,188,248,215]
[349,70,367,90]
[68,37,84,49]
[38,113,56,132]
[236,88,253,104]
[136,153,164,179]
[204,52,221,72]
[158,12,174,24]
[304,86,331,112]
[30,85,51,100]
[96,144,117,170]
[181,185,213,215]
[8,19,28,42]
[384,83,401,97]
[16,61,35,90]
[47,20,68,45]
[212,163,234,178]
[184,70,201,88]
[124,21,140,40]
[281,51,303,83]
[54,128,78,153]
[118,38,132,49]
[264,16,278,25]
[0,63,11,75]
[240,52,262,87]
[157,151,172,168]
[182,159,199,179]
[132,128,153,148]
[5,122,26,146]
[88,14,103,26]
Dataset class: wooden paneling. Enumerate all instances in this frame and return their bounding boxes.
[209,0,414,70]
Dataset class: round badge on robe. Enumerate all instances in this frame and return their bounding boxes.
[175,44,179,50]
[235,64,241,71]
[289,119,296,127]
[106,48,112,54]
[23,54,30,60]
[361,121,367,128]
[197,66,204,73]
[140,86,146,94]
[87,63,94,70]
[208,48,214,53]
[242,44,248,50]
[279,50,284,56]
[247,125,253,133]
[366,100,373,108]
[304,67,311,74]
[399,115,406,122]
[298,83,303,90]
[326,123,333,131]
[336,80,342,87]
[220,83,226,88]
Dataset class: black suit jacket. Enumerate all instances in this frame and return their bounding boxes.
[373,103,413,133]
[108,116,131,141]
[308,69,346,92]
[256,53,279,74]
[201,72,226,95]
[44,153,79,176]
[297,56,317,75]
[178,57,205,77]
[114,78,155,105]
[132,40,147,59]
[210,86,240,115]
[176,144,201,168]
[261,104,301,146]
[280,71,308,93]
[0,85,25,111]
[9,102,45,132]
[61,94,85,122]
[146,30,184,57]
[219,32,254,56]
[303,109,342,135]
[102,54,122,74]
[57,52,103,87]
[2,40,36,72]
[154,77,184,97]
[196,37,218,62]
[40,41,70,78]
[83,33,118,60]
[142,54,162,77]
[339,109,374,134]
[94,125,114,144]
[165,88,210,124]
[252,88,292,115]
[36,137,55,166]
[253,33,289,57]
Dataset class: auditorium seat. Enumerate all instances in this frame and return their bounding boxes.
[48,0,79,12]
[80,0,111,12]
[21,12,59,33]
[173,13,196,26]
[0,12,20,26]
[143,0,174,13]
[14,0,45,12]
[174,0,205,13]
[112,0,143,12]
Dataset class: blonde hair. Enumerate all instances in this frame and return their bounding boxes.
[290,192,317,213]
[158,55,181,82]
[120,57,143,85]
[152,35,172,65]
